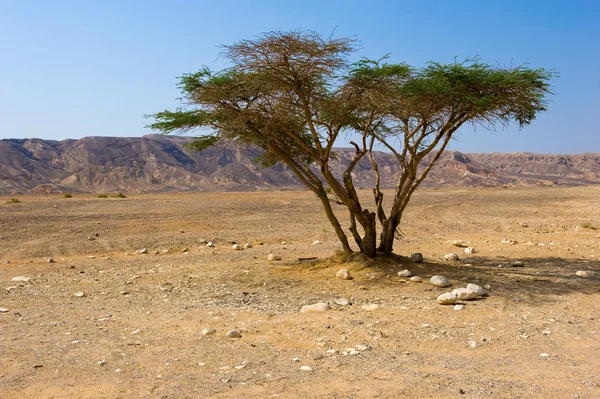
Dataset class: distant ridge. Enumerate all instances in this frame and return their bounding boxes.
[1,135,599,194]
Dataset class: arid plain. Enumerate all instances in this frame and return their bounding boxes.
[1,187,599,398]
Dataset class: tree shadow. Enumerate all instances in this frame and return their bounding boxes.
[345,254,600,304]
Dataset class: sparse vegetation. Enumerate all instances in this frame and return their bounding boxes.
[111,192,127,198]
[96,194,108,198]
[6,197,21,203]
[63,193,73,198]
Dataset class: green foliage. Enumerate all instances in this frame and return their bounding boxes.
[7,197,21,203]
[183,135,219,152]
[96,194,108,198]
[63,193,72,198]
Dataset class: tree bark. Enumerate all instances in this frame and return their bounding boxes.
[361,211,378,258]
[316,192,353,254]
[378,215,400,256]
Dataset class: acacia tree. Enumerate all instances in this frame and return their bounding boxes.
[149,30,553,258]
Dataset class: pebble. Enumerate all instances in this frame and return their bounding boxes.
[301,302,331,312]
[430,275,451,287]
[137,248,148,254]
[207,241,215,248]
[452,287,478,300]
[73,291,86,298]
[244,243,253,249]
[336,269,353,280]
[334,298,350,306]
[47,257,55,263]
[232,244,242,250]
[437,292,458,305]
[1,260,10,264]
[511,260,525,267]
[410,253,424,263]
[410,276,423,282]
[267,254,281,261]
[225,330,242,338]
[540,353,550,358]
[444,253,460,261]
[464,247,476,254]
[502,238,518,245]
[467,283,487,296]
[454,304,465,311]
[397,269,412,277]
[299,366,312,371]
[10,276,30,282]
[312,240,322,245]
[115,368,123,373]
[0,307,8,313]
[451,240,469,248]
[201,328,216,336]
[291,357,301,362]
[576,270,595,278]
[361,304,381,311]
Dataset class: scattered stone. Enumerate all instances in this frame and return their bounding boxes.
[437,292,458,305]
[33,364,43,369]
[464,247,476,254]
[97,360,107,365]
[73,291,85,298]
[576,270,595,278]
[454,304,465,311]
[1,260,10,264]
[444,253,460,261]
[355,345,370,351]
[361,304,381,311]
[291,357,301,362]
[301,302,331,313]
[137,248,148,254]
[452,287,478,300]
[334,298,350,306]
[0,308,8,313]
[397,269,412,277]
[451,240,469,247]
[312,240,322,245]
[154,249,160,254]
[267,254,281,261]
[336,269,353,280]
[410,276,423,282]
[181,247,189,253]
[115,368,123,373]
[299,365,312,372]
[47,257,55,263]
[410,253,424,263]
[10,276,30,282]
[430,275,451,287]
[540,353,550,358]
[244,243,253,249]
[467,283,487,297]
[502,238,518,245]
[201,328,216,336]
[88,255,96,259]
[232,244,243,251]
[207,241,215,248]
[179,229,184,233]
[225,330,242,338]
[511,260,525,267]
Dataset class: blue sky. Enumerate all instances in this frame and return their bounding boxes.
[0,0,598,153]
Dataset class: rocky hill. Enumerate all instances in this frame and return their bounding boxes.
[1,135,599,194]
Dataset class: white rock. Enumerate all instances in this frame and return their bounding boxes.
[10,276,30,282]
[115,368,123,373]
[312,240,322,246]
[410,276,423,282]
[410,253,424,263]
[74,291,85,298]
[244,243,253,249]
[467,283,487,297]
[0,307,8,313]
[355,345,370,351]
[137,248,148,254]
[348,349,360,356]
[207,241,215,248]
[301,302,331,313]
[334,298,350,306]
[47,257,55,263]
[291,357,300,362]
[437,292,458,305]
[576,270,595,278]
[267,254,281,261]
[299,365,312,371]
[225,330,242,338]
[201,328,216,336]
[502,238,518,245]
[430,275,451,287]
[444,253,460,261]
[454,304,465,311]
[464,247,476,254]
[232,244,243,250]
[397,269,412,277]
[511,260,525,267]
[336,269,352,280]
[540,353,550,358]
[452,287,478,300]
[361,304,381,311]
[451,240,469,248]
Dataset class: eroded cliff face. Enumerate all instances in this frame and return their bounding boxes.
[1,135,598,194]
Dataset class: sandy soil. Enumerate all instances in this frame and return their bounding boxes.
[1,187,599,398]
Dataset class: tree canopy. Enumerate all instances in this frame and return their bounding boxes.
[149,30,554,257]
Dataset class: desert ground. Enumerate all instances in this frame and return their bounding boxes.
[1,187,599,398]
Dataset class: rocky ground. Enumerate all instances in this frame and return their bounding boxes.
[1,187,599,398]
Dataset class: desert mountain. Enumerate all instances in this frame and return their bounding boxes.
[1,135,599,194]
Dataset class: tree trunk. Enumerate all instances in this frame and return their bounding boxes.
[378,216,400,256]
[361,211,378,258]
[317,192,353,254]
